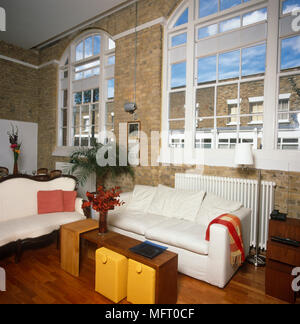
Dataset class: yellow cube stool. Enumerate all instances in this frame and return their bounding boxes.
[127,259,156,304]
[95,248,128,303]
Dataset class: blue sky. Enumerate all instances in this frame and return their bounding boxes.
[197,44,266,83]
[171,62,186,88]
[282,0,300,14]
[174,8,188,27]
[281,35,300,70]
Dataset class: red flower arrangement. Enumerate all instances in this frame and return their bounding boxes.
[7,124,21,174]
[83,186,124,234]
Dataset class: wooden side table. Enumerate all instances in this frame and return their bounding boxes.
[60,219,98,277]
[266,219,300,304]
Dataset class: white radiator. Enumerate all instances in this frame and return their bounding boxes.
[175,173,276,250]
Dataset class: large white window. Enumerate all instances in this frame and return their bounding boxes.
[162,0,300,167]
[58,30,115,147]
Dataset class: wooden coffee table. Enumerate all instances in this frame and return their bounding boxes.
[60,219,178,304]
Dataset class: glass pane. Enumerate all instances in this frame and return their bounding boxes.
[169,120,185,148]
[240,116,263,149]
[169,91,186,119]
[81,105,90,130]
[281,35,300,70]
[61,109,68,127]
[220,0,242,11]
[75,60,100,72]
[196,87,215,118]
[243,8,267,26]
[217,84,239,116]
[108,56,115,65]
[219,50,240,80]
[75,72,83,80]
[174,8,188,27]
[195,118,214,149]
[85,37,93,58]
[63,90,68,107]
[61,128,67,146]
[282,0,300,14]
[171,62,186,89]
[171,33,187,47]
[83,90,92,104]
[84,69,93,79]
[242,44,266,77]
[108,79,115,99]
[198,24,218,39]
[198,55,217,84]
[220,16,241,33]
[240,80,264,115]
[94,35,101,55]
[217,118,237,149]
[279,75,300,112]
[93,88,99,102]
[74,92,82,105]
[76,42,83,61]
[108,38,116,50]
[91,104,99,126]
[73,107,80,129]
[278,113,300,150]
[199,0,218,18]
[91,124,99,146]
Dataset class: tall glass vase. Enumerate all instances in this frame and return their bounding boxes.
[13,159,18,175]
[98,211,108,234]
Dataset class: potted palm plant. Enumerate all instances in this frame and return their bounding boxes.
[69,142,134,190]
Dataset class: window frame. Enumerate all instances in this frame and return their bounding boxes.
[161,0,300,170]
[57,29,115,149]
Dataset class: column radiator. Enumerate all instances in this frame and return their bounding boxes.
[175,173,276,250]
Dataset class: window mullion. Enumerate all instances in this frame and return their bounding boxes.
[185,0,196,160]
[263,0,280,151]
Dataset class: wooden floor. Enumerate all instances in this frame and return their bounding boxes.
[0,244,297,304]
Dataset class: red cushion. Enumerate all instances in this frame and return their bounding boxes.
[63,191,77,212]
[37,190,64,215]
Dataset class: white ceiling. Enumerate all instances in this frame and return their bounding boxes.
[0,0,129,49]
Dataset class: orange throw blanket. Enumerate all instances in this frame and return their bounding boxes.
[205,214,245,267]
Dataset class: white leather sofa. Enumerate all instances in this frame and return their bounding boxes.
[106,185,251,288]
[0,175,87,261]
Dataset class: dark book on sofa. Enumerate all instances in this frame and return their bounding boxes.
[129,241,168,259]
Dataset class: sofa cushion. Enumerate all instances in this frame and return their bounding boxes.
[196,193,243,226]
[145,219,209,255]
[126,185,157,213]
[107,210,168,236]
[147,185,206,222]
[0,177,77,222]
[63,191,77,212]
[0,212,86,248]
[37,190,64,214]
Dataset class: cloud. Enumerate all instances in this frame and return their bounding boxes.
[243,9,267,26]
[220,17,241,32]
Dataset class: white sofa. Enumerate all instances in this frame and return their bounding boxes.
[106,185,251,288]
[0,175,87,261]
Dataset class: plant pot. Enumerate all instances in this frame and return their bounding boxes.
[13,160,18,175]
[98,211,108,234]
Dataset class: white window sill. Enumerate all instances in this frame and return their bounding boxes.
[278,120,290,123]
[226,122,238,126]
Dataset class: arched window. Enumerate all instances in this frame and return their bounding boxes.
[58,30,115,147]
[162,0,300,165]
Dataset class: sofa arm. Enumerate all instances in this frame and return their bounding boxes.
[206,208,251,288]
[75,197,91,218]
